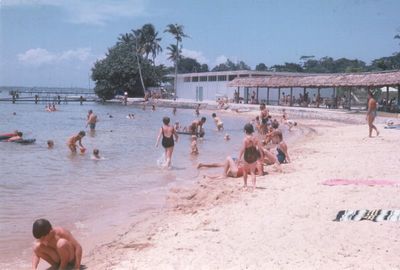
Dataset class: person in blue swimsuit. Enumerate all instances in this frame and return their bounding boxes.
[272,130,290,164]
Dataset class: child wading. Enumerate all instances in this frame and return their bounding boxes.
[239,123,263,191]
[156,117,179,168]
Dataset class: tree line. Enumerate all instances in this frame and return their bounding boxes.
[92,23,400,99]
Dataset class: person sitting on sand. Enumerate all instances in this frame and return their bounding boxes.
[7,131,23,142]
[86,110,98,131]
[271,130,290,164]
[155,117,179,168]
[239,123,263,191]
[191,135,199,155]
[67,131,86,153]
[31,218,82,270]
[197,156,263,179]
[47,140,54,149]
[285,119,297,131]
[211,113,224,131]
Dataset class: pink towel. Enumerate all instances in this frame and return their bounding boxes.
[322,179,399,186]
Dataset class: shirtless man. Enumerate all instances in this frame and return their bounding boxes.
[86,110,98,131]
[189,117,206,136]
[31,219,82,270]
[366,92,379,137]
[67,131,86,153]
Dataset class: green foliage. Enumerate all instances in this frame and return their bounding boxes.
[255,63,268,71]
[178,57,208,73]
[271,62,303,72]
[369,52,400,71]
[91,24,166,99]
[212,59,251,71]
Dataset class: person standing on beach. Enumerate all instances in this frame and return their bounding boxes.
[86,110,98,131]
[259,103,269,134]
[31,219,82,270]
[156,117,178,168]
[239,123,263,191]
[366,92,379,137]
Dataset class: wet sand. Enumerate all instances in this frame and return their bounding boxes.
[85,114,400,269]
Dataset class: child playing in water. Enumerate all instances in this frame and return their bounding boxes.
[47,140,54,149]
[239,123,263,191]
[174,122,181,132]
[224,133,230,141]
[211,113,224,131]
[92,149,101,160]
[191,135,199,155]
[31,218,82,270]
[189,117,207,136]
[67,131,86,153]
[155,117,179,168]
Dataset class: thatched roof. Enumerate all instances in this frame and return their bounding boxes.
[228,70,400,88]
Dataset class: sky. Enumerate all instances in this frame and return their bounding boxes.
[0,0,399,88]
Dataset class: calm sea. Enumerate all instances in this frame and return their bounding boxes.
[0,99,275,269]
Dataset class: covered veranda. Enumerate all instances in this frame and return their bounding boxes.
[228,70,400,111]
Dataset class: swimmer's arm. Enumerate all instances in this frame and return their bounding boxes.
[32,251,40,270]
[155,128,162,147]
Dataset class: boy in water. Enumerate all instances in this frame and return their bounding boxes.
[173,106,177,115]
[211,113,224,131]
[47,140,54,149]
[189,117,207,136]
[191,135,199,155]
[155,117,179,168]
[67,131,86,153]
[7,131,23,142]
[92,149,101,160]
[31,219,82,270]
[86,110,98,131]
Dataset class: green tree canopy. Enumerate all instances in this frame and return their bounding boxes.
[178,57,208,73]
[255,63,268,71]
[212,59,250,71]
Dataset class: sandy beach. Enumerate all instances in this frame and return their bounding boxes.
[82,111,400,270]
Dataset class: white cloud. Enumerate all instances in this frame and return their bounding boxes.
[1,0,146,25]
[18,48,94,66]
[215,55,228,66]
[181,48,209,64]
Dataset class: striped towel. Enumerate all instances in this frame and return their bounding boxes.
[334,210,400,222]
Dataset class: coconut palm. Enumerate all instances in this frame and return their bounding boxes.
[131,29,146,92]
[164,23,189,96]
[140,24,163,64]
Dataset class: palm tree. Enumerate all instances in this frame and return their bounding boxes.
[164,23,189,96]
[132,29,146,93]
[141,24,163,64]
[166,44,181,63]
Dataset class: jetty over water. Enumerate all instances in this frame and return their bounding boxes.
[0,87,100,104]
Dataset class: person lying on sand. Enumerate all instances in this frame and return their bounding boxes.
[31,219,82,270]
[197,156,263,179]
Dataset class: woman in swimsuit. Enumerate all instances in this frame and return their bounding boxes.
[259,103,269,134]
[239,123,263,191]
[155,117,178,168]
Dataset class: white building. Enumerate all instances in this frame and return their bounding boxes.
[175,70,332,104]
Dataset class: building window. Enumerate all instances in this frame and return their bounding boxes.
[208,75,217,82]
[218,75,227,81]
[228,75,237,81]
[200,76,207,82]
[184,77,191,82]
[192,76,199,82]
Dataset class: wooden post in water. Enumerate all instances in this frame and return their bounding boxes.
[12,94,16,104]
[57,95,61,105]
[256,87,259,104]
[267,87,270,105]
[278,88,281,106]
[80,96,83,105]
[290,87,293,107]
[35,95,39,104]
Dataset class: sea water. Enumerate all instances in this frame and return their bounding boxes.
[0,101,285,269]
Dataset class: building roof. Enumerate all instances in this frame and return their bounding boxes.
[174,70,307,78]
[227,70,400,88]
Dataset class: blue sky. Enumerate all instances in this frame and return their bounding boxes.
[0,0,399,88]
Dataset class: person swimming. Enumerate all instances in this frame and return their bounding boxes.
[47,140,54,149]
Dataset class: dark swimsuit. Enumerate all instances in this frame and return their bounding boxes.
[244,144,260,164]
[161,127,174,148]
[276,147,286,164]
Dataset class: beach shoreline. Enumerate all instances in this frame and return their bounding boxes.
[83,106,400,269]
